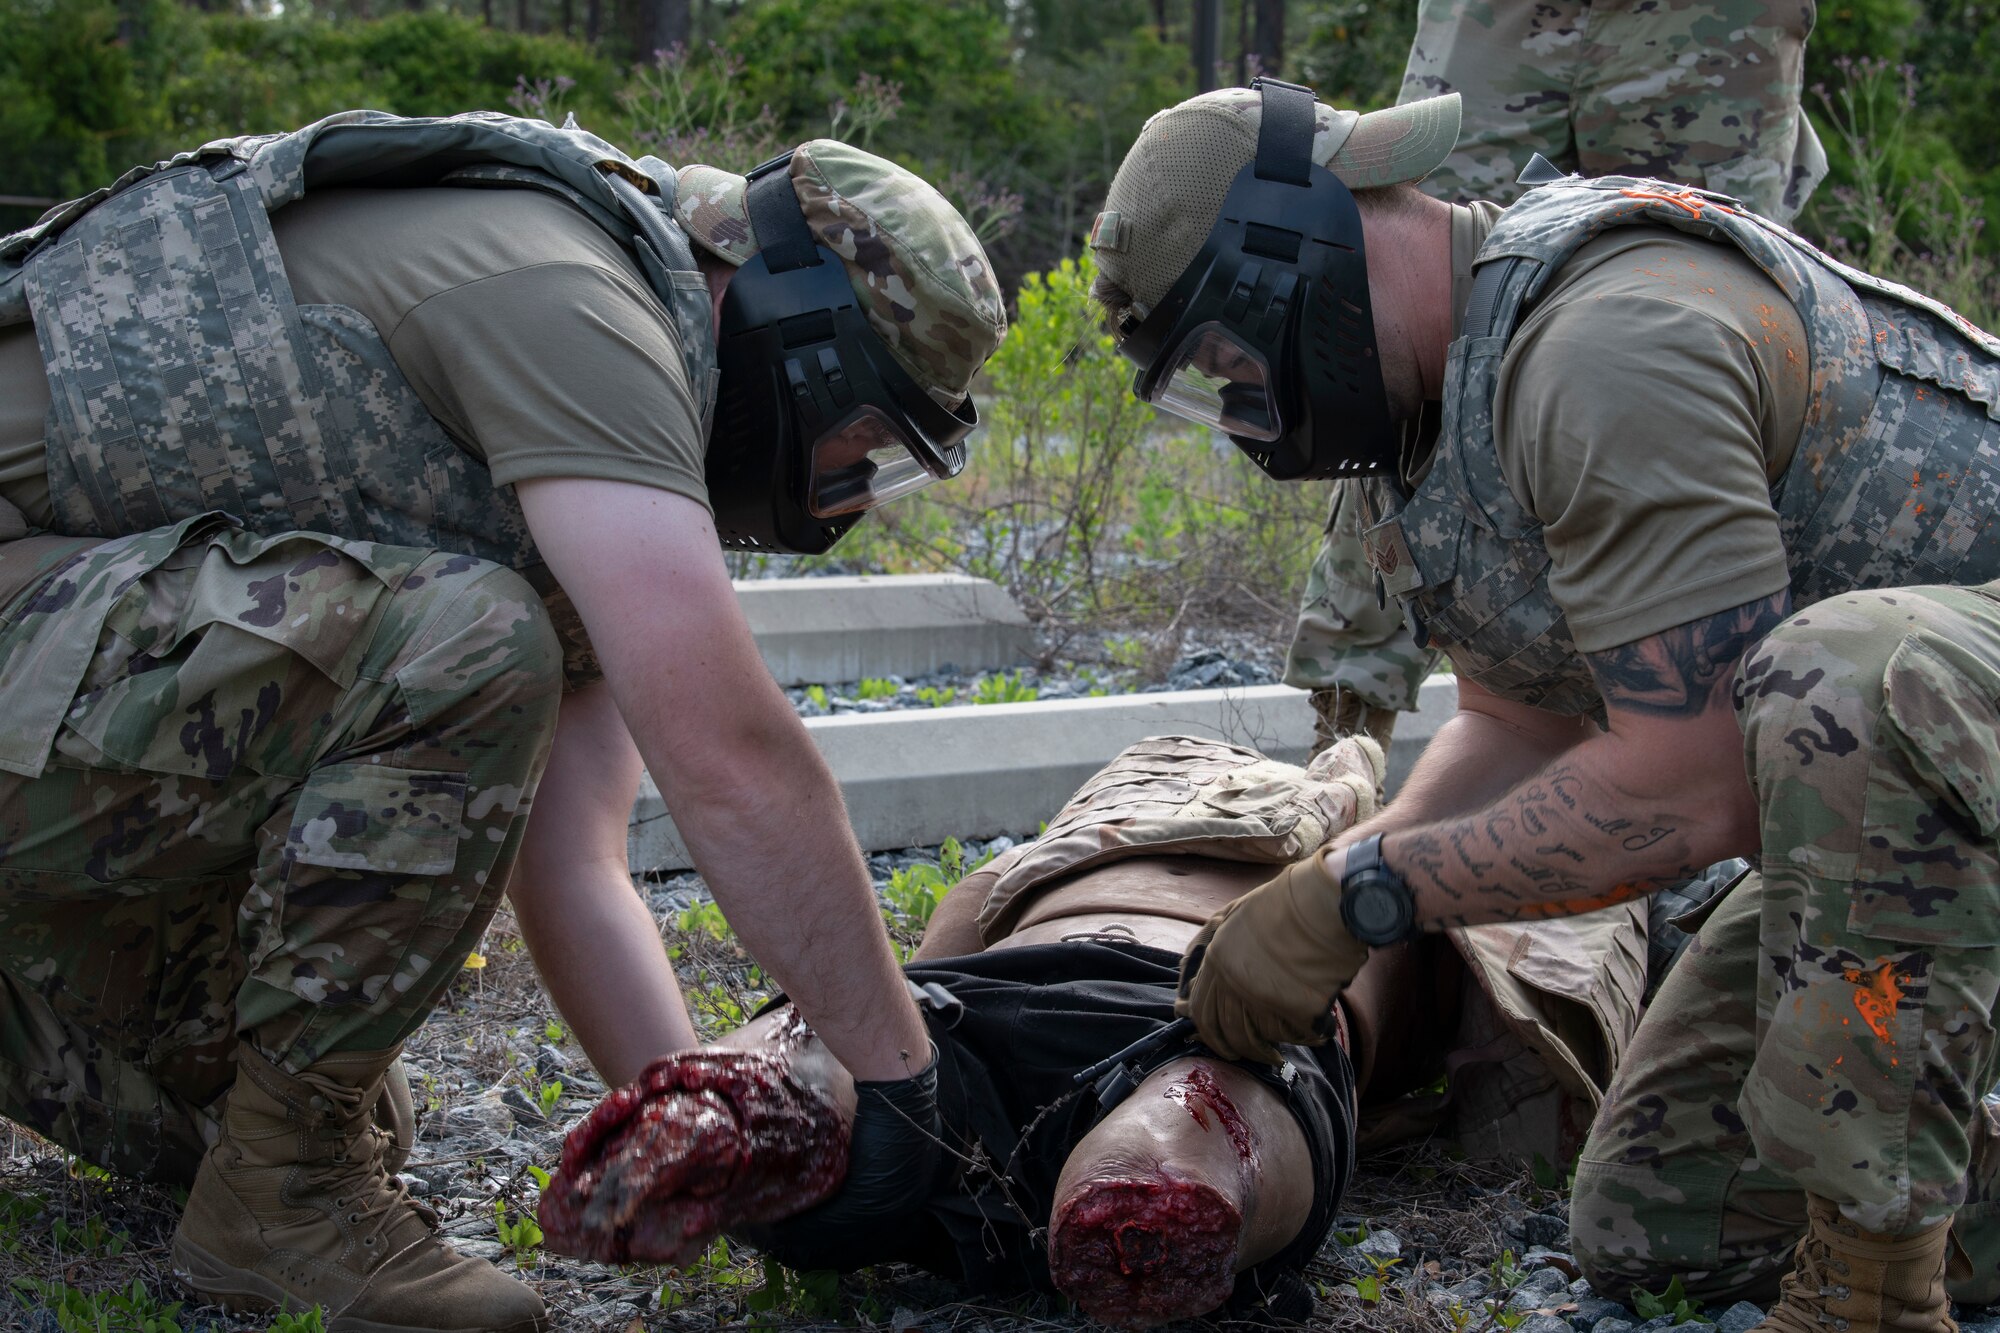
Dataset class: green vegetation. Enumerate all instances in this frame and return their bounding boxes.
[493,1196,544,1262]
[8,1276,185,1333]
[1632,1274,1703,1326]
[914,684,958,707]
[268,1309,330,1333]
[855,677,900,701]
[971,670,1039,705]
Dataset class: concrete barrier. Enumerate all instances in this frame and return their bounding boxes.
[736,573,1032,686]
[628,676,1460,872]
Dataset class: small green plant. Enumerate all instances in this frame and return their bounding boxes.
[1105,634,1150,671]
[879,837,995,956]
[805,684,830,711]
[676,898,734,942]
[526,1163,551,1190]
[533,1076,563,1119]
[1492,1308,1530,1330]
[1346,1246,1399,1303]
[493,1198,543,1262]
[855,677,899,701]
[268,1308,330,1333]
[543,1019,566,1044]
[971,670,1038,705]
[51,1213,127,1257]
[10,1276,185,1332]
[915,684,958,707]
[746,1255,842,1323]
[1632,1274,1702,1325]
[1488,1248,1525,1291]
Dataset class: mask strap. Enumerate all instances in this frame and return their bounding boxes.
[1251,76,1316,186]
[744,151,820,274]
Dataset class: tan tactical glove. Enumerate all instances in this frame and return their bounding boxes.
[1175,844,1371,1065]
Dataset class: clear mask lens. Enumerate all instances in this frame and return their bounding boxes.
[1147,325,1281,442]
[807,407,943,518]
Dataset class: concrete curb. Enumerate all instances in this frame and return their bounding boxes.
[629,676,1459,873]
[736,574,1032,685]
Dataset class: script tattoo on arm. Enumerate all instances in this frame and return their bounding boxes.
[1387,592,1788,928]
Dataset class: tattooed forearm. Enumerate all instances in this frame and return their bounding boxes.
[1386,761,1709,929]
[1587,591,1792,717]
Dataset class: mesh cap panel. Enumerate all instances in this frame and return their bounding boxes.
[1093,90,1460,319]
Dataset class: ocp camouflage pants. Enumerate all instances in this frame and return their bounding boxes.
[0,518,561,1185]
[1572,582,2000,1305]
[1398,0,1825,221]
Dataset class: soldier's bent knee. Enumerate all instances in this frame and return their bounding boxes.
[1733,590,1906,779]
[378,554,565,721]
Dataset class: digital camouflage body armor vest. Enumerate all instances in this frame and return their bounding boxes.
[1358,175,2000,718]
[0,110,720,679]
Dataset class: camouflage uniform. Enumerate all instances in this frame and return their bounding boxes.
[1286,0,1826,743]
[1400,0,1825,219]
[0,521,561,1185]
[1572,582,2000,1304]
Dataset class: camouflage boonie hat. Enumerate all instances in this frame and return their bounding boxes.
[1090,90,1463,319]
[676,140,1007,408]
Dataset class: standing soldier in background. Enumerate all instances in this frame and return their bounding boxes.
[1288,0,1826,754]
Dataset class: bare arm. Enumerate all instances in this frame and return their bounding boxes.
[518,478,927,1081]
[1384,592,1786,929]
[1336,674,1593,843]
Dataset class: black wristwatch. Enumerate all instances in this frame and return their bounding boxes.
[1337,833,1419,946]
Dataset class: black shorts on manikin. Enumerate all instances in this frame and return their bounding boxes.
[743,940,1356,1315]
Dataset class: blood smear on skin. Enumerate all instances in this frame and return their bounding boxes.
[1162,1065,1257,1167]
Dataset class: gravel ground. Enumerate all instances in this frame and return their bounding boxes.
[783,643,1284,720]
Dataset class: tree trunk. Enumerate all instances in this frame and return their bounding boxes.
[586,0,602,42]
[1236,0,1249,84]
[1152,0,1168,42]
[635,0,691,60]
[481,0,493,24]
[515,0,529,29]
[1191,0,1221,92]
[560,0,573,34]
[1251,0,1284,77]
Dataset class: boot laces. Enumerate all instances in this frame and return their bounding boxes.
[300,1118,438,1254]
[1771,1229,1854,1332]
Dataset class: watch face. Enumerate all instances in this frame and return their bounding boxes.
[1344,876,1414,945]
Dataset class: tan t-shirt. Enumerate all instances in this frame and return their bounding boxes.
[1476,210,1811,654]
[0,186,708,530]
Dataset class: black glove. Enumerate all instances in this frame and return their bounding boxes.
[738,1049,943,1269]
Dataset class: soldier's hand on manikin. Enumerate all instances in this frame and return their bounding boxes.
[1175,846,1371,1065]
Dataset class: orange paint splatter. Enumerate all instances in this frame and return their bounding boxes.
[1618,186,1733,217]
[1843,960,1905,1044]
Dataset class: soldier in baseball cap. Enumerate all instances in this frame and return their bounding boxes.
[1089,80,1460,482]
[1109,75,2000,1333]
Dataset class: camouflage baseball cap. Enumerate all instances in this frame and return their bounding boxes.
[676,140,1007,408]
[1090,89,1462,320]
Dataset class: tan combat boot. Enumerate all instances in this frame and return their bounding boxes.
[172,1045,546,1333]
[378,1058,415,1177]
[1755,1194,1958,1333]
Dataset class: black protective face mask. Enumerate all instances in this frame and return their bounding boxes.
[1116,77,1397,481]
[706,154,977,554]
